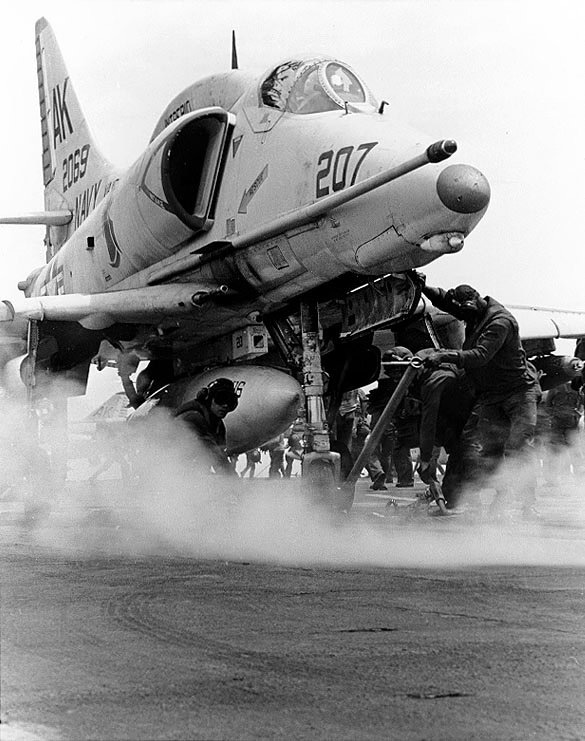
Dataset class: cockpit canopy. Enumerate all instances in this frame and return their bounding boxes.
[260,57,377,115]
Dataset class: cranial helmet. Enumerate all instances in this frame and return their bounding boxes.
[198,377,239,411]
[448,284,480,304]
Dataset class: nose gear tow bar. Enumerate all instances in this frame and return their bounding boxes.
[340,356,449,515]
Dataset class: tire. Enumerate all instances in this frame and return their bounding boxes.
[303,459,338,508]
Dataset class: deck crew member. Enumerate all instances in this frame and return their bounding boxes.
[414,275,539,515]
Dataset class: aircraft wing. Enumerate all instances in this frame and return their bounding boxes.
[0,283,227,331]
[2,282,583,340]
[509,305,585,341]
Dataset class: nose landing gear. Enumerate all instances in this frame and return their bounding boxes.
[298,301,342,508]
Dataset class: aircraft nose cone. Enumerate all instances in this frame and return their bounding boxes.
[436,164,491,214]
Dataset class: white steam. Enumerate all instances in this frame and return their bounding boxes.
[1,395,585,569]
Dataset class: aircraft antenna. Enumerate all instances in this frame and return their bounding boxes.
[231,30,238,69]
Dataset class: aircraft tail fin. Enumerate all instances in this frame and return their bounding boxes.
[35,18,115,257]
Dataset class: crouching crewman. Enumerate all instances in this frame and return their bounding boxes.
[174,378,240,476]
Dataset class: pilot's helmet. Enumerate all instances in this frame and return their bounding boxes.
[198,377,239,411]
[288,433,301,447]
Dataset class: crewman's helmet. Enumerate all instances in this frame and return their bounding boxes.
[449,284,479,304]
[446,284,482,317]
[199,377,239,411]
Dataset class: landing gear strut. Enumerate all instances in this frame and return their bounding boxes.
[298,301,341,505]
[24,319,39,417]
[265,301,343,507]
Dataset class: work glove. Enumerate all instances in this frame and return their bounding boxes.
[92,353,107,372]
[423,350,459,369]
[406,269,426,287]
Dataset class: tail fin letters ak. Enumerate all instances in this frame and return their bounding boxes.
[35,17,115,257]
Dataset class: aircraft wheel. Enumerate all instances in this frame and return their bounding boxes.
[303,458,338,508]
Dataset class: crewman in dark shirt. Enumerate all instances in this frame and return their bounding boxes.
[174,378,239,476]
[414,275,539,516]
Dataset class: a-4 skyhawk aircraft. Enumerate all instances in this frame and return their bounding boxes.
[0,18,583,500]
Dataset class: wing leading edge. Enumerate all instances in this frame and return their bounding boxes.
[509,305,585,341]
[0,283,228,331]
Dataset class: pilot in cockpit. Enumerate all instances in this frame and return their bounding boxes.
[261,59,373,116]
[287,68,337,115]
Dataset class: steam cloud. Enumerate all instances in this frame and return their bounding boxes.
[1,395,584,569]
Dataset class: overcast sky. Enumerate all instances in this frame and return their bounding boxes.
[1,0,584,310]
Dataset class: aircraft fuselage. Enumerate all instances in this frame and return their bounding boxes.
[25,59,489,347]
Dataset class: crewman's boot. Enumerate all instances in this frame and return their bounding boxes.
[370,472,388,491]
[418,461,434,485]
